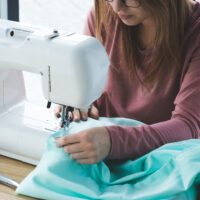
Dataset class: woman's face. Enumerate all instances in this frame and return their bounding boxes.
[107,0,152,26]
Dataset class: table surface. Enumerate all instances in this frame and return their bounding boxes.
[0,155,37,200]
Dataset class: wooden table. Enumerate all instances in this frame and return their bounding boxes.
[0,155,37,200]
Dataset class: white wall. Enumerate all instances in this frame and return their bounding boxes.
[20,0,93,33]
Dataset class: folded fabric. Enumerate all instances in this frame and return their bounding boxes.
[16,117,200,200]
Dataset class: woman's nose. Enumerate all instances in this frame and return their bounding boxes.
[111,0,125,12]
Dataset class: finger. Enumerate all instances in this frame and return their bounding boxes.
[81,111,88,121]
[77,157,99,164]
[63,143,83,154]
[54,105,62,117]
[70,151,89,160]
[70,149,95,159]
[72,109,81,121]
[89,105,99,119]
[56,134,81,147]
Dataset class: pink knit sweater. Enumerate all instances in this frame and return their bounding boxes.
[83,2,200,160]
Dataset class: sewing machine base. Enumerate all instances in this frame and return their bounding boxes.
[0,101,59,165]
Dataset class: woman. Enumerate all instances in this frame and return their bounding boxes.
[56,0,200,164]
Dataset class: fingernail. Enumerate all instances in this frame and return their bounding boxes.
[82,115,87,121]
[56,142,61,148]
[74,116,79,121]
[54,137,59,140]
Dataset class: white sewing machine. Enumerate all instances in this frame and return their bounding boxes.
[0,19,109,165]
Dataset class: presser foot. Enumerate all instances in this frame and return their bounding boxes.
[60,105,73,129]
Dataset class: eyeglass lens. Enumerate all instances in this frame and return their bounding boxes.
[106,0,140,8]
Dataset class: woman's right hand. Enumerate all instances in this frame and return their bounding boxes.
[54,104,99,122]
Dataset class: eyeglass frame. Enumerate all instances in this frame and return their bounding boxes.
[105,0,141,8]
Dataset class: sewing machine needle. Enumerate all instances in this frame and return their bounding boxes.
[0,174,19,189]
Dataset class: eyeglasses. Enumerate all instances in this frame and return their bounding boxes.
[105,0,141,8]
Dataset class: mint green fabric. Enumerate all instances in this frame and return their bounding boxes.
[16,117,200,200]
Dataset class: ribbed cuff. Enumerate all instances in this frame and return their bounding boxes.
[105,125,123,160]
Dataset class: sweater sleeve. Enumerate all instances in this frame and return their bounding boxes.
[83,7,102,109]
[83,7,96,37]
[106,45,200,160]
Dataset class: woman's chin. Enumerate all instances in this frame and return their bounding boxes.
[121,19,139,26]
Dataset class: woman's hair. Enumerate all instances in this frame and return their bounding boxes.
[94,0,192,87]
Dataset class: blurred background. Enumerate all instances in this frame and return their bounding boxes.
[20,0,93,33]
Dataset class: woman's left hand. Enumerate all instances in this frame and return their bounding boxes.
[56,127,111,164]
